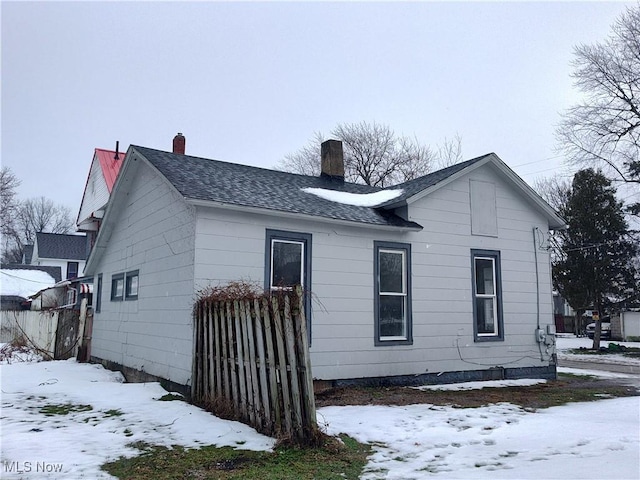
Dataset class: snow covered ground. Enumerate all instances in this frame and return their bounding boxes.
[556,334,640,367]
[1,337,638,479]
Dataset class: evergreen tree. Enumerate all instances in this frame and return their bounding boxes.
[552,169,639,348]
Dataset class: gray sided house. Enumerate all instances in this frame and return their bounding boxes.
[84,140,565,391]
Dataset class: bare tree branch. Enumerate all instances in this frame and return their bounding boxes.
[277,121,463,187]
[2,196,74,263]
[1,167,20,237]
[557,5,640,216]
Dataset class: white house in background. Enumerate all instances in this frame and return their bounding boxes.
[76,145,126,245]
[83,136,565,393]
[31,232,89,280]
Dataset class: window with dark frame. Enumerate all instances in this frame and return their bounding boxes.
[110,273,124,301]
[374,241,412,346]
[125,270,139,300]
[67,261,79,280]
[265,229,312,341]
[471,249,504,341]
[95,274,103,312]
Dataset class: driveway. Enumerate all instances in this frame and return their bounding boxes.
[558,357,640,375]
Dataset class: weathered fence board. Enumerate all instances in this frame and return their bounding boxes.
[0,310,59,357]
[192,288,316,443]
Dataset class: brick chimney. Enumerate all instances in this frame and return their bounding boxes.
[173,133,186,155]
[321,139,344,182]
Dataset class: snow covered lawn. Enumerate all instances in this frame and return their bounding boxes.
[0,358,274,479]
[1,338,639,479]
[319,397,639,479]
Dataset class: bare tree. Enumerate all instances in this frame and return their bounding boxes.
[280,131,325,177]
[278,121,463,187]
[434,133,464,169]
[16,197,73,246]
[532,174,572,215]
[1,167,20,237]
[2,197,74,263]
[556,4,640,215]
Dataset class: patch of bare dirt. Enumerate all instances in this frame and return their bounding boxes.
[315,375,639,410]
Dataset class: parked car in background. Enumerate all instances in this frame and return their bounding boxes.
[586,317,611,339]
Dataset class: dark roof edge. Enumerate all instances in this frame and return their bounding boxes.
[187,198,424,231]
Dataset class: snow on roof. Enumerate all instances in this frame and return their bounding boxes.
[302,187,403,207]
[1,269,56,297]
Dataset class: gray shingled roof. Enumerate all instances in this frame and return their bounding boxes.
[379,154,491,206]
[134,146,424,229]
[35,233,89,261]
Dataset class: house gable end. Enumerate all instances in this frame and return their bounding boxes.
[77,149,123,229]
[386,154,565,230]
[84,147,191,275]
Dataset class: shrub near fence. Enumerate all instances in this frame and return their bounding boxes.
[192,285,317,444]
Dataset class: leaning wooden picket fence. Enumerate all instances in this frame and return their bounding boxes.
[192,286,317,444]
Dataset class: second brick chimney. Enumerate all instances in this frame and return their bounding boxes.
[173,133,186,155]
[320,139,344,182]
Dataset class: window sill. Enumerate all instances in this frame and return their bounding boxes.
[375,338,413,347]
[474,335,504,342]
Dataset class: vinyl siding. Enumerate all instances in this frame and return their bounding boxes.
[191,163,554,381]
[90,161,196,385]
[78,155,110,224]
[92,158,554,386]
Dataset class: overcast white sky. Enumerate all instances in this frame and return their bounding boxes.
[1,1,634,217]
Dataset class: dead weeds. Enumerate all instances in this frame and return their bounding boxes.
[315,374,639,410]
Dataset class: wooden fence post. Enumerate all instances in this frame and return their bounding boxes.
[213,303,222,398]
[262,297,281,434]
[245,300,262,428]
[238,300,254,424]
[226,302,239,408]
[295,286,317,432]
[283,295,303,440]
[272,296,293,437]
[253,298,272,434]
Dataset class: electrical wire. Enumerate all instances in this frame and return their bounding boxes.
[0,270,55,285]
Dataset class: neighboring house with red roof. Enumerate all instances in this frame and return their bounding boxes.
[77,146,125,245]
